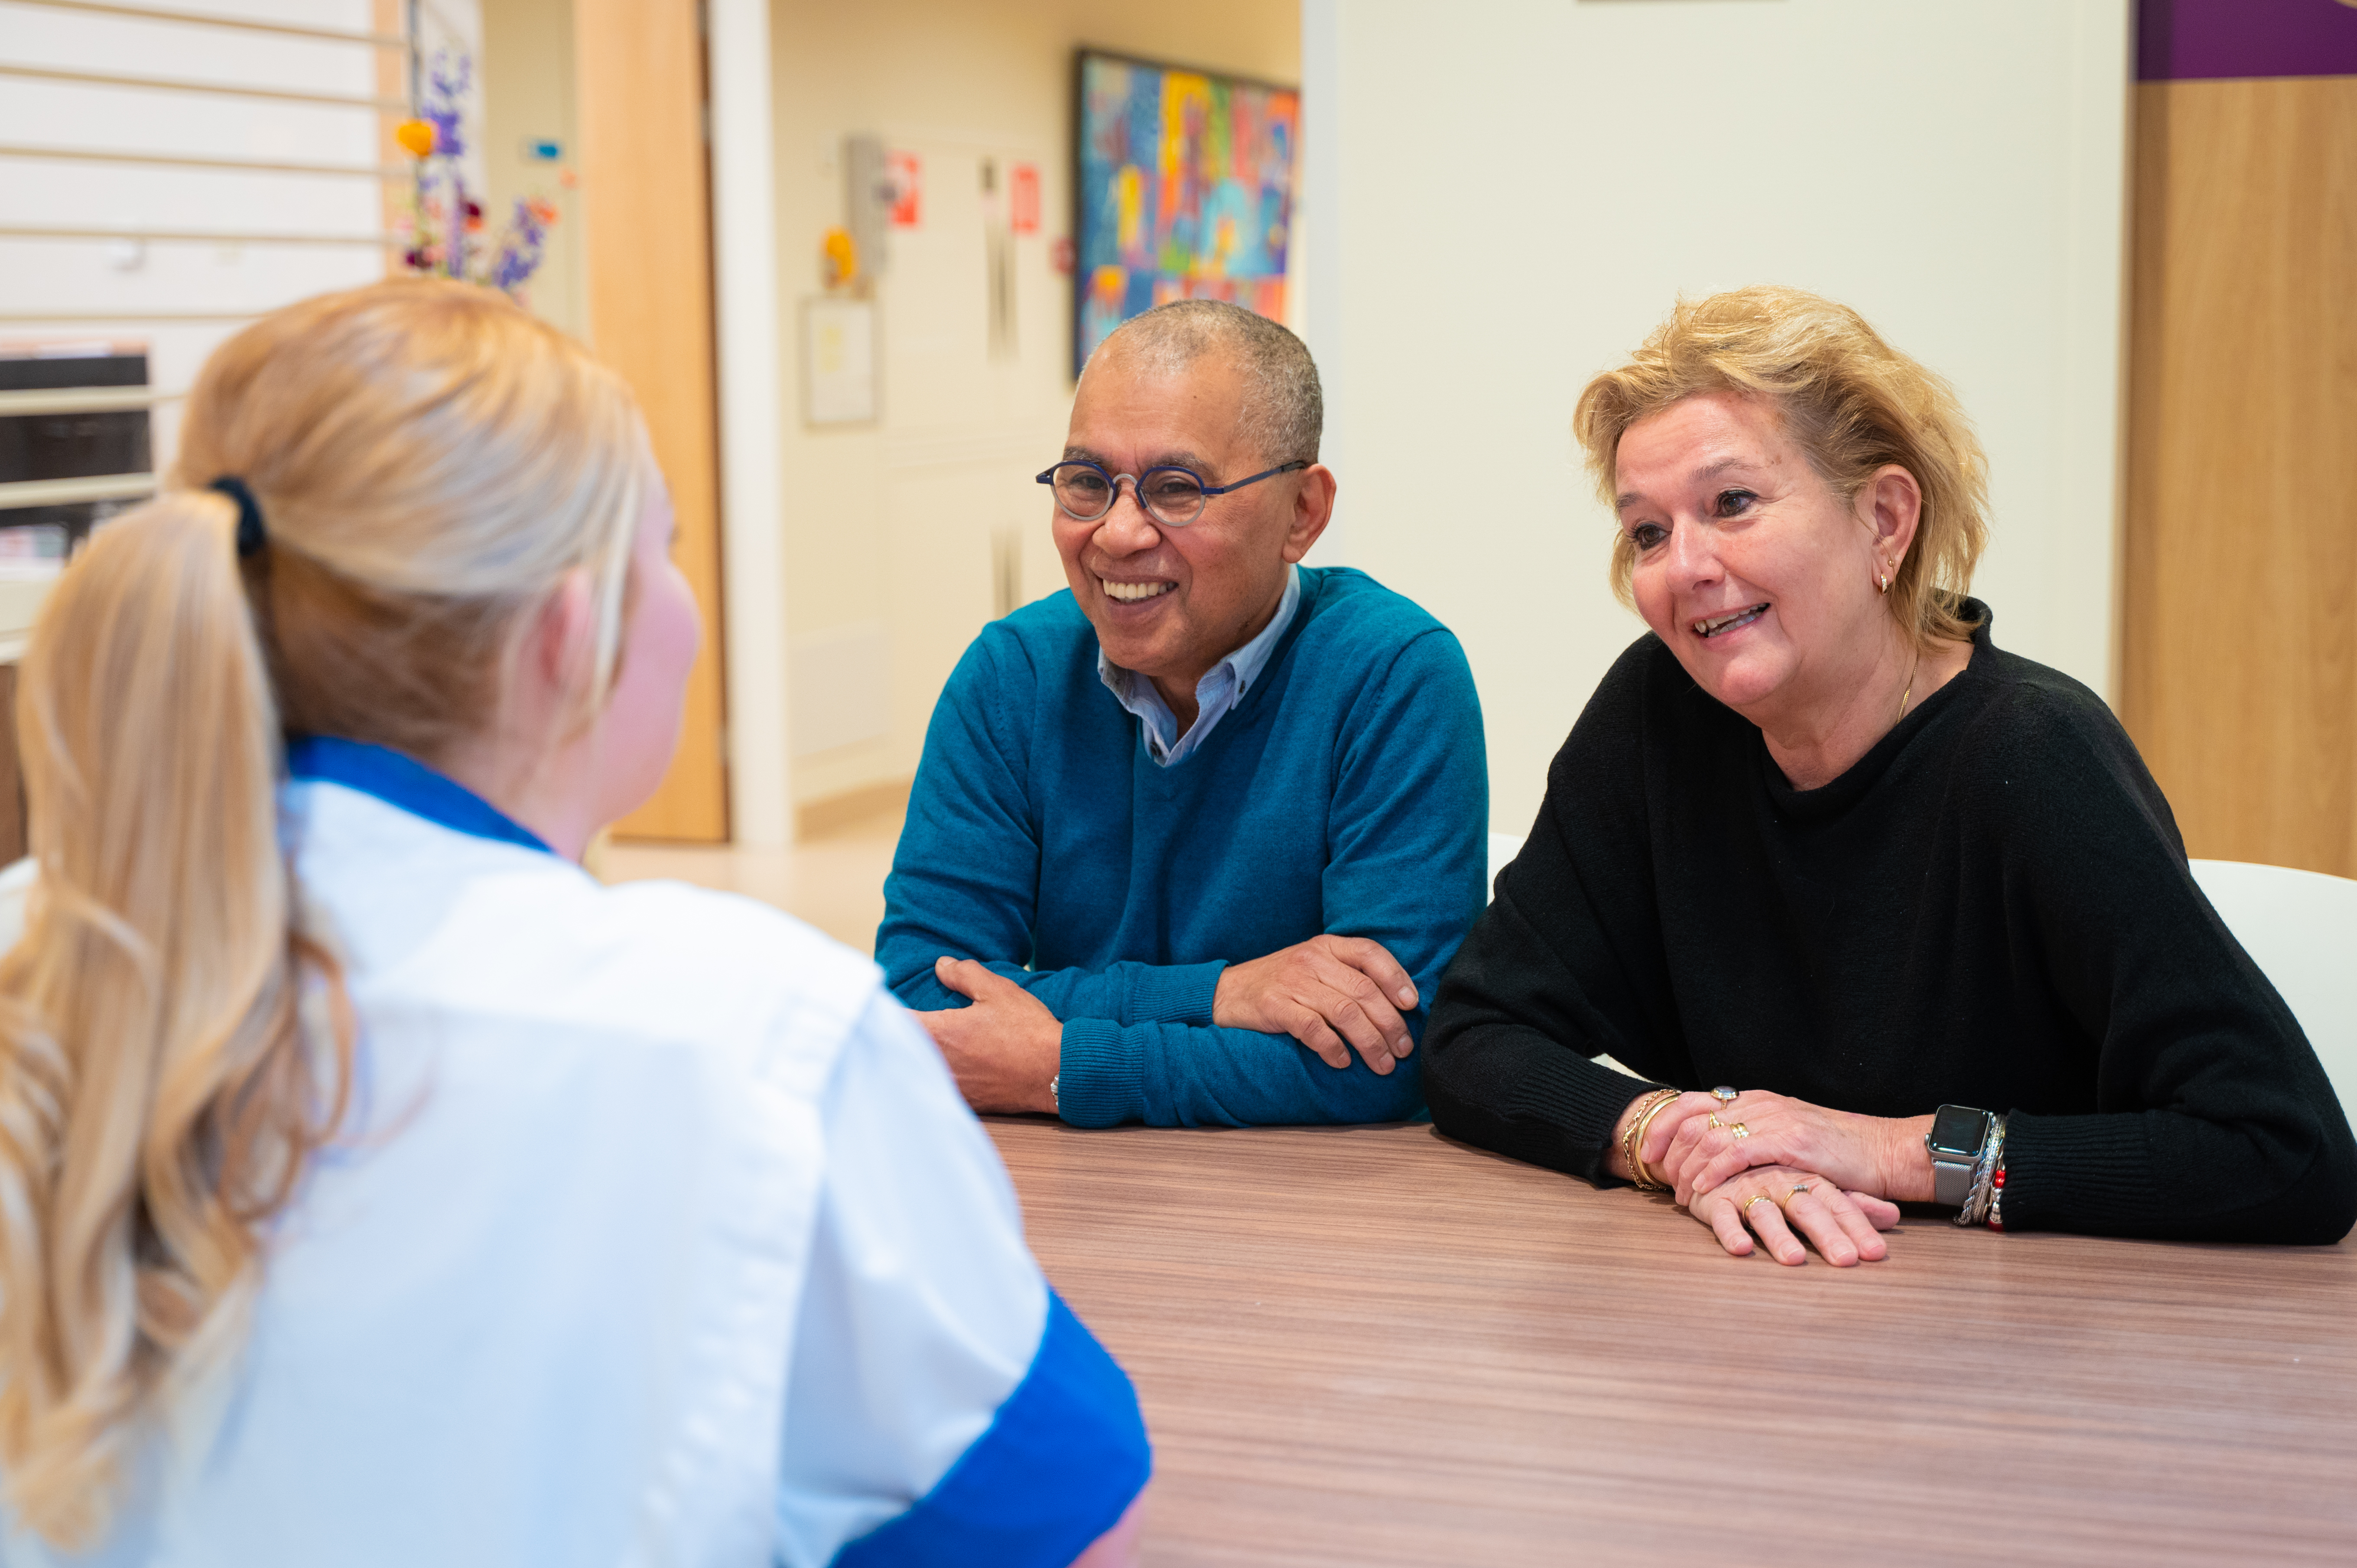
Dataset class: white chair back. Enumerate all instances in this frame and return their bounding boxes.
[1486,832,1524,899]
[2191,859,2357,1131]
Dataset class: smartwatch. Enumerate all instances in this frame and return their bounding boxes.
[1925,1104,1995,1208]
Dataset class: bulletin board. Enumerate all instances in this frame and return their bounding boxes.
[1072,50,1300,378]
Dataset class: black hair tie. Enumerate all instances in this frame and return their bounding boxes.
[208,476,268,558]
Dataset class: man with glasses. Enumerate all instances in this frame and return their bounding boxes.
[877,299,1486,1126]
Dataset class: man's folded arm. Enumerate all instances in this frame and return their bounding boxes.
[878,627,1237,1029]
[1057,1016,1425,1127]
[1056,626,1489,1127]
[896,952,1229,1030]
[1320,627,1489,1028]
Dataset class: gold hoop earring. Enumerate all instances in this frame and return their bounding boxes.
[1878,569,1890,594]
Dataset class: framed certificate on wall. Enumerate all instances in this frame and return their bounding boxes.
[802,296,878,426]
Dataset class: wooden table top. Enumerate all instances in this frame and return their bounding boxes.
[987,1119,2357,1568]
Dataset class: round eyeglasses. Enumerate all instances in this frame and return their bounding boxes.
[1036,459,1308,528]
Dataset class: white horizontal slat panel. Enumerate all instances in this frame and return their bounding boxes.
[1,168,388,236]
[0,75,379,164]
[0,0,457,482]
[0,2,378,97]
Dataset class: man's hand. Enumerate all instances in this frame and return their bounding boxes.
[1213,935,1420,1074]
[917,957,1061,1114]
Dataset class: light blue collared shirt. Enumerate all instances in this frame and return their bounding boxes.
[1096,564,1300,767]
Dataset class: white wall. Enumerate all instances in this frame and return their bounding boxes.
[1303,0,2131,834]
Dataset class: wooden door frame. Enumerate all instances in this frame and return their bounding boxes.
[576,0,731,843]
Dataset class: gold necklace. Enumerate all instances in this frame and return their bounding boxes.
[1897,651,1921,722]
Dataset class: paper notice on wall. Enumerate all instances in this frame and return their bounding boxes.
[803,297,877,425]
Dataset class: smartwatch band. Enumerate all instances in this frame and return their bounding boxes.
[1926,1104,1996,1209]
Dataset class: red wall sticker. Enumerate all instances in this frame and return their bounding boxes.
[1009,162,1041,236]
[887,150,922,227]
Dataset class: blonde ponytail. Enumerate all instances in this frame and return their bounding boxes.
[0,278,645,1547]
[0,490,348,1545]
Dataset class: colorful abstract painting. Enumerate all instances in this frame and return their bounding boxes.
[1074,51,1299,377]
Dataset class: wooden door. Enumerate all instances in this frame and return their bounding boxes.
[575,0,729,841]
[2122,75,2357,877]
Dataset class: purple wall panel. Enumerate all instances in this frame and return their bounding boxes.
[2139,0,2357,81]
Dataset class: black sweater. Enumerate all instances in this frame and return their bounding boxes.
[1425,606,2357,1244]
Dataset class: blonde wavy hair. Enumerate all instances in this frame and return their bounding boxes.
[0,279,646,1549]
[1573,285,1990,651]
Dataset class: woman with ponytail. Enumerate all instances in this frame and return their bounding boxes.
[0,280,1148,1566]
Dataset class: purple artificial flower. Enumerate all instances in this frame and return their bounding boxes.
[490,195,549,296]
[422,49,472,162]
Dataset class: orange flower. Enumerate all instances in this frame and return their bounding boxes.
[394,119,436,158]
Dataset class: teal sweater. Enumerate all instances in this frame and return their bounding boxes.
[878,566,1488,1126]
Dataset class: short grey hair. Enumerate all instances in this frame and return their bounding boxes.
[1086,299,1323,466]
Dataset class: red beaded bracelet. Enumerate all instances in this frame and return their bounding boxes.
[1988,1165,2007,1232]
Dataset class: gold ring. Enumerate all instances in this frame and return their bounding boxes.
[1730,1123,1751,1139]
[1786,1184,1813,1203]
[1706,1114,1723,1130]
[1743,1194,1774,1219]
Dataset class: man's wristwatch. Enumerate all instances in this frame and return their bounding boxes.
[1926,1104,1996,1208]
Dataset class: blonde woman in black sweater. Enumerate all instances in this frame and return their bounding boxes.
[1425,286,2356,1263]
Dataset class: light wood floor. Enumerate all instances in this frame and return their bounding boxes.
[601,806,903,954]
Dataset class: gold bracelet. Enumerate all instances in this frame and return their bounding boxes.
[1630,1109,1671,1188]
[1622,1089,1678,1174]
[1632,1092,1682,1188]
[1617,1089,1670,1187]
[1626,1091,1671,1172]
[1623,1088,1680,1191]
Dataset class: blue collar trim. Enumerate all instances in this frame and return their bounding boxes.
[285,736,557,857]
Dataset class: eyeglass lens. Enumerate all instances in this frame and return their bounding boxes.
[1050,464,1206,526]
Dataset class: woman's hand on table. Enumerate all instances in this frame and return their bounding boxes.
[1649,1089,1934,1207]
[1691,1165,1899,1266]
[1605,1089,1723,1182]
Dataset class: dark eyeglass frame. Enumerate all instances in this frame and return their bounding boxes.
[1035,458,1310,527]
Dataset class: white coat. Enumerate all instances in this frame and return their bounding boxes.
[0,738,1148,1567]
